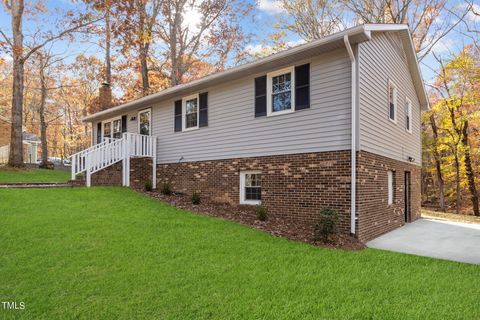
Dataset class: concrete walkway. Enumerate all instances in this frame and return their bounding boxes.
[367,219,480,265]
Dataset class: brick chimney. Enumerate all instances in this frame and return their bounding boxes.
[99,82,112,111]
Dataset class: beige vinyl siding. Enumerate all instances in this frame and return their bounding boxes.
[358,32,422,166]
[147,48,352,163]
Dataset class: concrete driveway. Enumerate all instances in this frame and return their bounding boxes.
[367,219,480,264]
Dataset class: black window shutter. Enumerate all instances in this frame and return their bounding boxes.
[254,75,267,117]
[199,92,208,127]
[174,100,182,132]
[295,63,310,110]
[96,122,102,144]
[121,115,127,133]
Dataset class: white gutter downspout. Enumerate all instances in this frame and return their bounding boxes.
[344,35,356,235]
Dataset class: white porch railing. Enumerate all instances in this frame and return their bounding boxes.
[71,133,157,188]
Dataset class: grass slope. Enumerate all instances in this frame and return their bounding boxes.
[0,187,478,319]
[0,167,71,183]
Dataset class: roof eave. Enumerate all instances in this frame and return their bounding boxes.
[82,25,372,123]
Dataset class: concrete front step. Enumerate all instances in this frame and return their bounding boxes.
[0,182,74,188]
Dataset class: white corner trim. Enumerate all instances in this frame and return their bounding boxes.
[344,34,357,235]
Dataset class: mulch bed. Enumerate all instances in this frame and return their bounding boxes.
[141,189,366,251]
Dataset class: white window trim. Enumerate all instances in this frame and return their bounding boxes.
[240,171,262,205]
[388,80,397,124]
[101,115,121,141]
[387,170,394,205]
[138,108,152,136]
[182,93,200,131]
[266,66,295,117]
[405,97,412,134]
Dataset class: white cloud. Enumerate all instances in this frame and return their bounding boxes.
[466,4,480,22]
[258,0,285,15]
[183,3,203,33]
[431,37,455,55]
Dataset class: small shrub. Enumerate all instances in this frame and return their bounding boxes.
[256,205,268,221]
[161,181,172,195]
[314,208,339,242]
[144,180,153,192]
[191,191,201,205]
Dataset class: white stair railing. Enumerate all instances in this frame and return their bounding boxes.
[78,133,157,188]
[70,138,114,180]
[85,138,125,187]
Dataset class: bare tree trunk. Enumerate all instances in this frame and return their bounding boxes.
[454,151,461,215]
[140,43,150,95]
[105,0,112,85]
[429,113,445,211]
[461,121,479,216]
[9,0,25,167]
[137,0,150,95]
[38,60,49,167]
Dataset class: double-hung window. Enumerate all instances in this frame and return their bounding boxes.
[267,67,295,116]
[240,171,262,205]
[138,109,151,136]
[405,98,412,133]
[112,119,122,139]
[183,94,199,130]
[388,80,397,122]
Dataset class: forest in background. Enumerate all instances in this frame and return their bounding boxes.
[0,0,479,215]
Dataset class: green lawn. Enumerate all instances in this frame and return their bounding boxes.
[0,187,478,319]
[0,167,71,183]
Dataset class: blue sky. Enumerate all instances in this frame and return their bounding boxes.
[1,0,478,87]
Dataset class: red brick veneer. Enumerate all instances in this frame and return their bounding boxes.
[156,151,353,233]
[91,161,122,186]
[91,157,153,188]
[356,151,421,242]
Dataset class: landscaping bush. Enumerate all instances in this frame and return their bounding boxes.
[256,205,268,221]
[161,181,172,195]
[191,191,201,205]
[314,208,339,242]
[144,180,153,192]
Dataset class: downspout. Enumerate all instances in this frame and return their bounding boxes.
[344,35,356,235]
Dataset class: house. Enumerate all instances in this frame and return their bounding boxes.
[0,115,41,164]
[75,24,427,242]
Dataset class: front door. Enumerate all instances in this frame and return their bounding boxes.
[404,171,411,223]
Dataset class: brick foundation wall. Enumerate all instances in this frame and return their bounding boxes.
[130,157,153,190]
[356,151,421,242]
[157,151,352,233]
[90,157,153,188]
[91,161,122,186]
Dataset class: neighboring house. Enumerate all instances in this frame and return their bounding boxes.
[0,115,41,164]
[75,24,428,242]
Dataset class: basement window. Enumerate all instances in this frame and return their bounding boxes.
[240,171,262,205]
